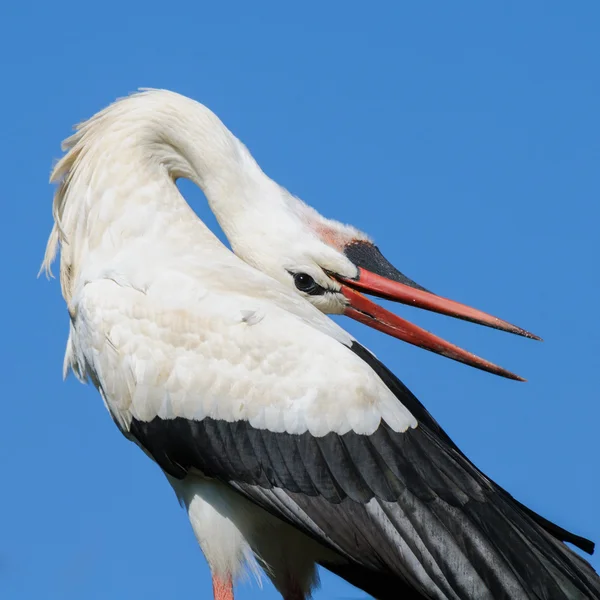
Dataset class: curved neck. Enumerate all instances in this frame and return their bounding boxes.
[103,90,305,263]
[125,91,285,240]
[44,90,301,298]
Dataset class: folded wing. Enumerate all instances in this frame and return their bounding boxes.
[72,274,600,600]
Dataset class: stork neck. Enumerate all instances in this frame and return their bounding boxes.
[132,93,284,237]
[124,92,302,265]
[45,91,298,298]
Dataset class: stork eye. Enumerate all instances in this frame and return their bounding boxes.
[293,272,322,295]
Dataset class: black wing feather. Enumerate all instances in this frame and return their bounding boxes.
[350,341,596,555]
[128,341,600,600]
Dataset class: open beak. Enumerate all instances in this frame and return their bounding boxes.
[336,242,541,381]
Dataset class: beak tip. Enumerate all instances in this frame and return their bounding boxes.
[498,322,542,342]
[492,367,527,382]
[519,329,543,342]
[501,370,526,382]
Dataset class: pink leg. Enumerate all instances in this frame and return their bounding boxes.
[212,574,233,600]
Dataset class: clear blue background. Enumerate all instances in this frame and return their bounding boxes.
[1,2,598,598]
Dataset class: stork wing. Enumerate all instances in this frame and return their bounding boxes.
[72,276,600,600]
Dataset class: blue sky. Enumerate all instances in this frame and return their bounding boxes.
[2,2,599,598]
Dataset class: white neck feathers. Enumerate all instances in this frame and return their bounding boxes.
[41,89,285,299]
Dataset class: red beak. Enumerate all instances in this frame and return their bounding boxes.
[335,262,540,381]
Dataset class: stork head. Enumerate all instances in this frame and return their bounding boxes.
[266,199,540,381]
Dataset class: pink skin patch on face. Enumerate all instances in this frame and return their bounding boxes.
[309,221,353,251]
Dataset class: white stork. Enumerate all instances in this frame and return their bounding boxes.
[41,90,599,600]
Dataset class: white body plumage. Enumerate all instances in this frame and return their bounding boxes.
[43,90,415,598]
[43,90,600,600]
